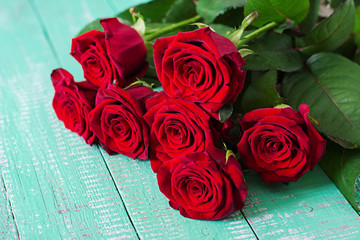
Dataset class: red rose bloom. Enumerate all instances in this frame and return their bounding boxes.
[89,85,152,160]
[51,68,98,145]
[100,18,148,84]
[237,104,326,183]
[157,146,247,220]
[71,18,147,87]
[144,91,220,172]
[153,27,246,119]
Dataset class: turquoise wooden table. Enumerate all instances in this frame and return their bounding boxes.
[1,0,360,239]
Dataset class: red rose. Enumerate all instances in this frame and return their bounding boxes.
[157,146,247,220]
[89,85,153,160]
[153,27,246,118]
[100,18,148,84]
[51,68,98,145]
[237,104,326,183]
[71,18,147,87]
[144,91,220,172]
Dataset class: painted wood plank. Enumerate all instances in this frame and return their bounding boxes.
[99,151,257,240]
[0,0,138,239]
[4,1,359,240]
[0,91,19,239]
[0,169,19,239]
[242,166,360,239]
[31,0,117,81]
[33,0,360,238]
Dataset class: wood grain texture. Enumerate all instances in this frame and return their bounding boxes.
[1,0,360,239]
[243,166,360,239]
[32,0,117,81]
[33,0,360,239]
[0,0,138,239]
[0,168,19,239]
[0,70,19,239]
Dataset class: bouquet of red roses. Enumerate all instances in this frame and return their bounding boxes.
[51,0,360,219]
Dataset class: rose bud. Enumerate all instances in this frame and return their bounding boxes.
[156,146,247,220]
[71,18,147,88]
[153,27,246,119]
[237,104,326,183]
[51,68,98,145]
[89,85,153,160]
[144,91,220,172]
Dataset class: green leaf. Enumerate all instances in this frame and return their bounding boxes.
[238,48,254,58]
[208,24,234,36]
[246,31,294,52]
[244,0,310,27]
[244,51,303,72]
[225,149,236,164]
[296,0,355,56]
[78,18,103,36]
[190,22,215,31]
[132,17,146,36]
[219,103,233,123]
[298,0,321,34]
[236,70,284,113]
[274,21,297,34]
[213,7,244,27]
[330,0,345,8]
[353,6,360,45]
[320,141,360,212]
[282,52,360,149]
[196,0,246,23]
[333,37,357,59]
[274,103,291,109]
[117,0,175,22]
[165,0,197,22]
[243,32,303,72]
[353,6,360,33]
[117,0,194,23]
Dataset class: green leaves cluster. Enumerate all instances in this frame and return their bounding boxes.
[78,0,360,211]
[244,0,309,27]
[282,52,360,149]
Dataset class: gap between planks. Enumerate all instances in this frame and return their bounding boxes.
[0,170,20,239]
[97,145,141,239]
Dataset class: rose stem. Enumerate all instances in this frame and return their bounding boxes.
[143,15,202,41]
[236,21,277,48]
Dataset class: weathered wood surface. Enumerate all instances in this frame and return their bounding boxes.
[0,0,359,239]
[244,167,360,239]
[0,0,140,239]
[0,168,18,239]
